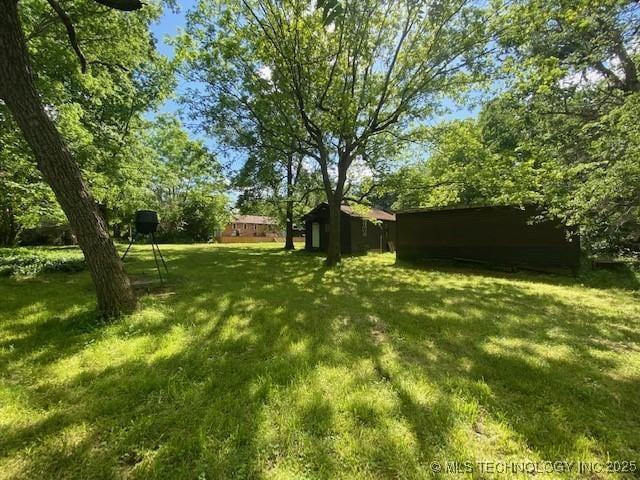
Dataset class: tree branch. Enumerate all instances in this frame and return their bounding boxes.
[343,181,379,204]
[46,0,87,73]
[45,0,143,74]
[92,0,143,11]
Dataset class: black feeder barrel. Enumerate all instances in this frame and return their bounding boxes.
[122,209,167,284]
[135,210,159,234]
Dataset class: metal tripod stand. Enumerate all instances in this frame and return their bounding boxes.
[122,232,168,285]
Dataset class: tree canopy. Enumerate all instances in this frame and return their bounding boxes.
[1,0,175,244]
[179,0,499,263]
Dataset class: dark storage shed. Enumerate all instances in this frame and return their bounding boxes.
[396,205,580,272]
[304,203,396,254]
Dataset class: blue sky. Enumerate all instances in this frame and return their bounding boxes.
[149,1,194,120]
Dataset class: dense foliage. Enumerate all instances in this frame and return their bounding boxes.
[0,1,229,246]
[383,0,639,255]
[146,114,230,242]
[0,247,85,276]
[0,0,172,244]
[495,0,640,254]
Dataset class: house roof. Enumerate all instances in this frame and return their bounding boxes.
[233,215,278,225]
[304,203,395,221]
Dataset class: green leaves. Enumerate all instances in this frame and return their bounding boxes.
[181,0,496,209]
[386,118,543,212]
[482,0,640,253]
[1,0,176,243]
[316,0,343,26]
[92,0,143,11]
[0,109,63,244]
[497,0,639,97]
[142,114,230,242]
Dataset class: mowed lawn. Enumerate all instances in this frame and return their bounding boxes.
[1,244,639,479]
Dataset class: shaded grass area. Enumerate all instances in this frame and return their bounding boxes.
[0,243,639,479]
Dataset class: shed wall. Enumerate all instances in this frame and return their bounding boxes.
[304,208,353,253]
[396,206,580,271]
[363,220,395,251]
[304,207,396,254]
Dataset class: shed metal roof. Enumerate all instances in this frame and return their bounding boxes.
[304,203,396,221]
[339,204,396,221]
[395,204,531,215]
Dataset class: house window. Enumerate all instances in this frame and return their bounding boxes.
[362,220,367,236]
[253,224,257,230]
[243,224,247,230]
[232,223,236,230]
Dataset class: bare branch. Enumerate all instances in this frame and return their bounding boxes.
[343,181,380,204]
[46,0,87,73]
[45,0,144,73]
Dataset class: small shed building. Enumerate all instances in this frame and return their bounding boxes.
[396,205,580,272]
[303,203,396,254]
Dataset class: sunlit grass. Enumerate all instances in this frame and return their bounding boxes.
[0,243,639,479]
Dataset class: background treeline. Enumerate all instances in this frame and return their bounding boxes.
[1,110,230,245]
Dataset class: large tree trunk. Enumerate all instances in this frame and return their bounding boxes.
[284,156,295,250]
[284,200,295,250]
[318,146,344,266]
[326,195,342,266]
[0,0,136,317]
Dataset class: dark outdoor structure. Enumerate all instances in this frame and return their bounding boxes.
[396,205,580,272]
[122,210,168,284]
[303,203,396,254]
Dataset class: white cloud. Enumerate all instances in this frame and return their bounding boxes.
[559,54,625,89]
[256,65,273,82]
[559,68,603,89]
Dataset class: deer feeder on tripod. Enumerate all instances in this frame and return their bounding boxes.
[122,210,168,284]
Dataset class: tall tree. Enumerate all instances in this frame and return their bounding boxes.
[383,118,542,210]
[0,0,150,317]
[177,24,321,250]
[183,0,497,264]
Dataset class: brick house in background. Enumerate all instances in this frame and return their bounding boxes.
[221,215,279,238]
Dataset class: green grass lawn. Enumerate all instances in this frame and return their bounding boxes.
[1,244,639,479]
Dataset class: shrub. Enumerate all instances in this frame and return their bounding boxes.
[0,251,85,277]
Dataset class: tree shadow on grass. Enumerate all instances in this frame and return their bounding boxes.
[361,262,640,467]
[1,245,639,478]
[396,257,640,291]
